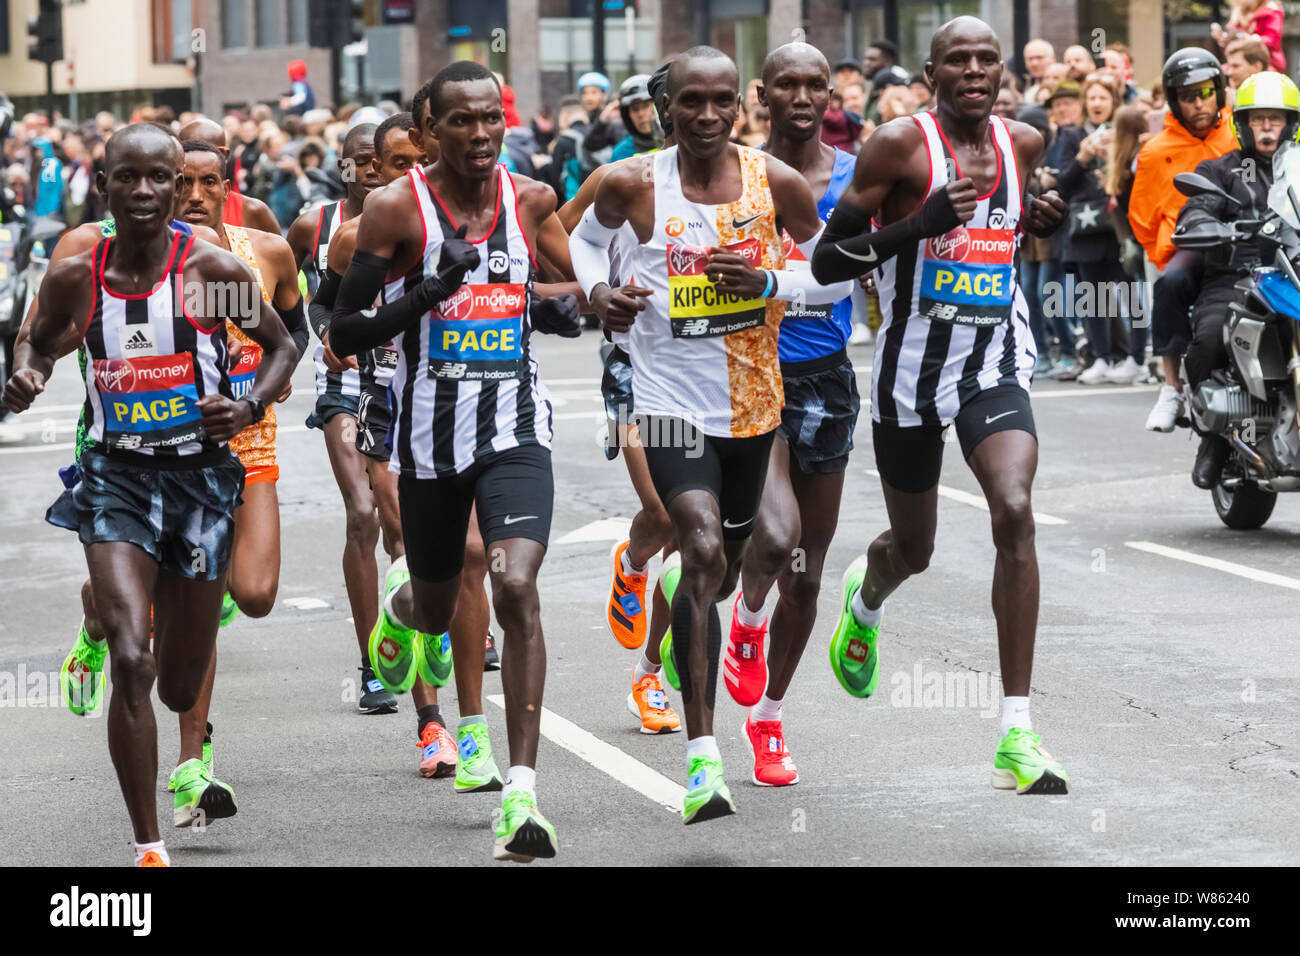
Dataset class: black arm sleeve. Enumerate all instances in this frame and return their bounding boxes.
[275,296,310,358]
[331,250,433,358]
[810,187,960,284]
[308,267,340,340]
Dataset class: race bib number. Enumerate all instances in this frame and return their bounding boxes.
[667,239,767,338]
[427,282,526,381]
[94,353,204,449]
[229,342,261,400]
[919,227,1016,327]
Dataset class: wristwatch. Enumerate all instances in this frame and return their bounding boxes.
[241,396,267,424]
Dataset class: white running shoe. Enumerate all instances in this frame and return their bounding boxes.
[1077,358,1112,385]
[1145,384,1184,432]
[1104,356,1143,384]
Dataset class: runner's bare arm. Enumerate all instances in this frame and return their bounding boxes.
[1009,122,1067,237]
[569,161,652,332]
[14,221,104,360]
[765,156,824,248]
[285,206,321,272]
[256,232,310,357]
[331,184,479,357]
[240,194,283,235]
[2,255,91,412]
[811,121,976,284]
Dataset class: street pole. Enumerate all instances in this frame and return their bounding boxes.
[593,0,606,79]
[45,61,55,122]
[625,4,635,77]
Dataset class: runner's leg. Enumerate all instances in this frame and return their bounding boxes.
[325,414,381,660]
[486,537,547,766]
[87,542,160,844]
[451,509,490,714]
[225,482,282,618]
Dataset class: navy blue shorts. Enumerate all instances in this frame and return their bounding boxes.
[306,391,359,431]
[778,349,860,475]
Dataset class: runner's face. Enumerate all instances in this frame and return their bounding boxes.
[177,151,227,228]
[929,33,1001,121]
[414,108,440,163]
[104,140,180,234]
[433,79,505,181]
[669,60,740,160]
[376,126,425,184]
[344,141,381,199]
[762,60,830,141]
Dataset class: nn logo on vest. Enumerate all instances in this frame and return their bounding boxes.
[49,886,151,936]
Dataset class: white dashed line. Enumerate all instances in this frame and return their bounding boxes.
[864,469,1069,526]
[486,694,684,814]
[1125,541,1300,592]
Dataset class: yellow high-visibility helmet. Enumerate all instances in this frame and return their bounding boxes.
[1232,71,1300,151]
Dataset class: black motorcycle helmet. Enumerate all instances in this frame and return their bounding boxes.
[1162,47,1226,127]
[618,73,664,152]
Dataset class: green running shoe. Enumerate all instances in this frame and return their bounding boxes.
[454,721,504,793]
[219,592,239,628]
[992,728,1070,795]
[828,556,881,698]
[171,758,237,828]
[493,790,558,863]
[167,723,215,793]
[416,631,454,688]
[682,754,736,825]
[61,621,107,716]
[658,553,681,691]
[368,564,418,694]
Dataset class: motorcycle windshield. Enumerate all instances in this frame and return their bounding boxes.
[1268,145,1300,229]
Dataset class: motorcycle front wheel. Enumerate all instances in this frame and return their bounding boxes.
[1212,481,1277,530]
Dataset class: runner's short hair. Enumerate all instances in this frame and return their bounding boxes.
[374,112,414,158]
[427,61,501,119]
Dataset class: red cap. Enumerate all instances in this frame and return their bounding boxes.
[288,60,307,81]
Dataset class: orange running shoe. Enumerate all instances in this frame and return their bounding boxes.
[627,673,681,735]
[418,721,457,778]
[745,712,799,787]
[137,850,168,867]
[607,540,648,649]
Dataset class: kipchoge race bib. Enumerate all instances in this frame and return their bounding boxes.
[427,282,527,381]
[667,239,767,338]
[94,352,203,450]
[919,226,1016,327]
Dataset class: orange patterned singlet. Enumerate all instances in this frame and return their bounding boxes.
[224,223,278,483]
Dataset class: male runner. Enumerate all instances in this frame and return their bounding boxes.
[331,61,582,862]
[286,122,400,714]
[177,116,281,235]
[811,16,1071,794]
[316,110,462,776]
[167,138,308,817]
[570,47,827,822]
[2,124,295,865]
[709,42,861,786]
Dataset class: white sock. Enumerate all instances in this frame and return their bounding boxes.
[633,653,661,683]
[621,548,645,576]
[850,588,883,628]
[735,593,766,628]
[1001,696,1031,736]
[751,694,783,723]
[134,840,169,865]
[686,735,721,762]
[503,765,536,797]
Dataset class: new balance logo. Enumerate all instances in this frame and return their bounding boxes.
[436,362,468,379]
[679,319,710,336]
[115,434,143,449]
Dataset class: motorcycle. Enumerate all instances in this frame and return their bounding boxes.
[0,185,64,410]
[1172,156,1300,529]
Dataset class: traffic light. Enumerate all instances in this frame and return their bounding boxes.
[27,0,63,65]
[308,0,365,49]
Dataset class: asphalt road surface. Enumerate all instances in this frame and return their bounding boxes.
[2,333,1298,866]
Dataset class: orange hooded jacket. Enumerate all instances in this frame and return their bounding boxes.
[1128,107,1238,269]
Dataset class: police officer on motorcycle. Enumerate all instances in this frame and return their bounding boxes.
[1173,70,1300,488]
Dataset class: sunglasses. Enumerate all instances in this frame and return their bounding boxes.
[1176,87,1216,104]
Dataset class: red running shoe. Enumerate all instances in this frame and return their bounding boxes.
[724,595,768,706]
[745,712,799,787]
[418,721,457,779]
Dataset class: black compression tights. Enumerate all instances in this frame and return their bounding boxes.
[671,594,721,708]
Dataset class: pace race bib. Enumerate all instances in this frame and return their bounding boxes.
[427,282,526,381]
[229,342,261,399]
[919,226,1016,327]
[93,353,204,450]
[667,239,767,338]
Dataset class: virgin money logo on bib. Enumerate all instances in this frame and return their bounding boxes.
[437,283,526,321]
[95,360,136,393]
[928,228,970,262]
[668,244,709,276]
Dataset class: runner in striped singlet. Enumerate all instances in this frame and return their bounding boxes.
[811,16,1073,795]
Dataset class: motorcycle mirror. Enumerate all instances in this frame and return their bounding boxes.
[1173,172,1242,208]
[1276,246,1300,290]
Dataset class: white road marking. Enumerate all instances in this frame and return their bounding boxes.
[1125,541,1300,592]
[864,469,1070,525]
[486,694,684,813]
[543,377,601,387]
[1032,385,1156,399]
[552,411,605,422]
[0,441,75,455]
[283,597,331,610]
[555,516,632,545]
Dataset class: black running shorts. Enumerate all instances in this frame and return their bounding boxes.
[778,349,861,475]
[872,385,1036,493]
[639,416,775,541]
[46,445,244,579]
[354,386,394,463]
[398,444,553,582]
